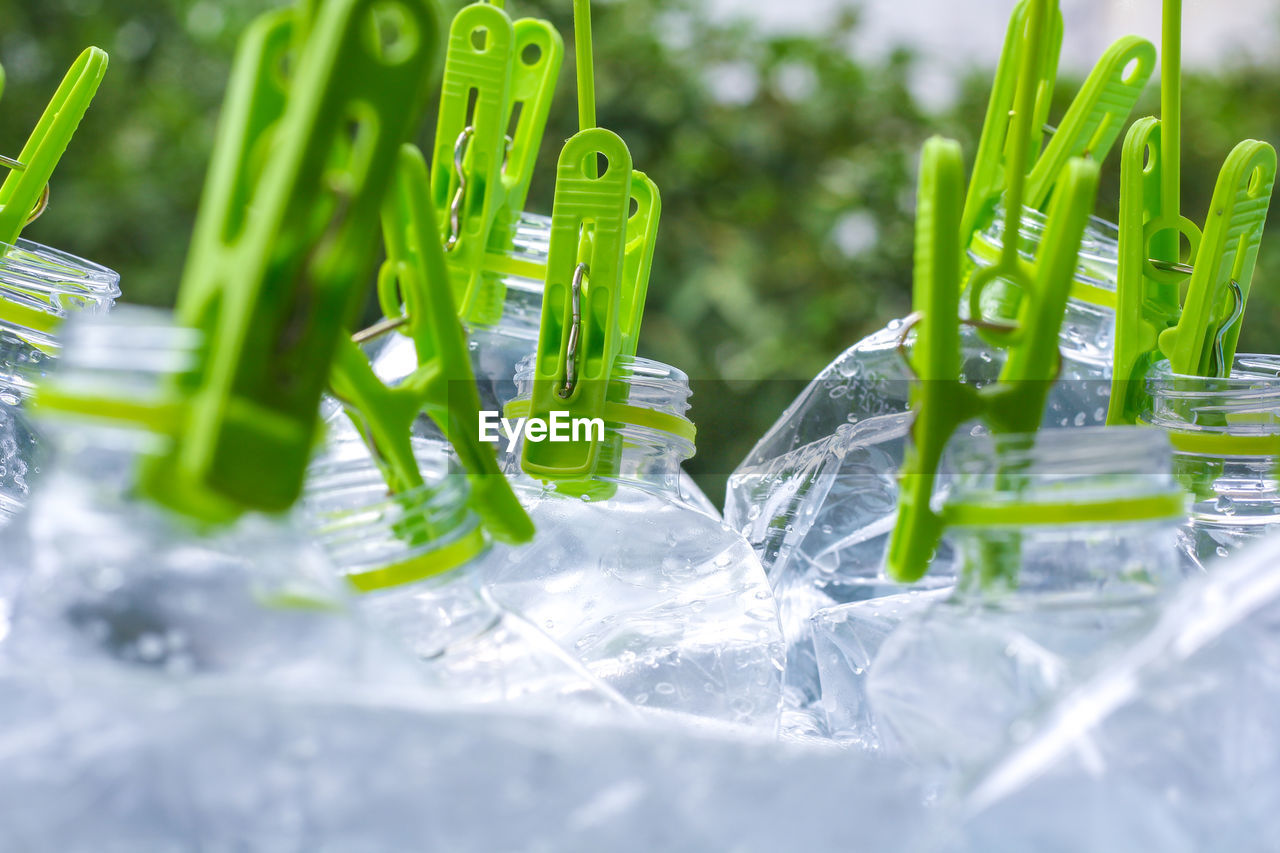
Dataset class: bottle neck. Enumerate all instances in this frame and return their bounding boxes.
[1144,354,1280,535]
[967,203,1118,364]
[453,211,549,334]
[944,427,1185,600]
[0,239,121,398]
[509,356,697,502]
[303,432,488,592]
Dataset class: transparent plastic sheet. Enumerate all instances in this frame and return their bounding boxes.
[952,533,1280,852]
[0,671,937,852]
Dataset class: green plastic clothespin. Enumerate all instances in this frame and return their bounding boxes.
[329,144,534,581]
[515,128,632,482]
[888,0,1102,584]
[887,137,978,578]
[430,2,562,326]
[961,0,1152,246]
[128,0,440,521]
[0,47,108,247]
[1107,0,1277,424]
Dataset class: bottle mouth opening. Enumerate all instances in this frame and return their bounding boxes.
[970,203,1119,301]
[34,306,201,433]
[1145,354,1280,438]
[944,427,1180,518]
[303,434,481,577]
[0,238,121,348]
[511,354,696,442]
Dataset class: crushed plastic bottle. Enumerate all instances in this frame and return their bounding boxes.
[957,529,1280,853]
[302,432,631,711]
[0,309,419,694]
[725,208,1120,734]
[0,240,119,523]
[815,427,1183,774]
[484,356,785,729]
[365,213,720,519]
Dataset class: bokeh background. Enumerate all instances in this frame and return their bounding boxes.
[2,0,1279,503]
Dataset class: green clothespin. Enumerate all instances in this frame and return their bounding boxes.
[888,0,1101,584]
[0,47,108,247]
[886,137,978,578]
[1107,0,1277,424]
[330,144,534,575]
[137,0,437,521]
[430,2,562,325]
[515,128,632,482]
[961,0,1152,245]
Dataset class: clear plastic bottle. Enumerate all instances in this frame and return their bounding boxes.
[725,207,1119,733]
[365,213,720,518]
[484,356,786,729]
[1143,354,1280,571]
[960,530,1280,853]
[817,427,1183,772]
[0,239,120,522]
[302,432,631,710]
[1,308,418,693]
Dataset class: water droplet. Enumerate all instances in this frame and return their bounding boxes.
[1215,496,1236,516]
[655,682,676,695]
[1073,412,1087,427]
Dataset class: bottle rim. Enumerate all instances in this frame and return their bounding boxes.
[303,433,486,590]
[510,353,697,445]
[0,237,121,348]
[943,427,1183,528]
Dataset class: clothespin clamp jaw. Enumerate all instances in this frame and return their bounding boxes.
[960,0,1063,245]
[330,143,534,561]
[0,47,108,249]
[127,0,441,522]
[429,2,563,328]
[1159,141,1276,379]
[1023,36,1155,210]
[962,0,1152,256]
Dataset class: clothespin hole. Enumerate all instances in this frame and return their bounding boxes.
[1249,165,1267,197]
[583,151,610,179]
[522,43,543,66]
[327,103,377,193]
[369,1,419,65]
[274,50,295,88]
[471,27,490,52]
[1122,57,1142,85]
[1143,143,1155,175]
[628,197,639,219]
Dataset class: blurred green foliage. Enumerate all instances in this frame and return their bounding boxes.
[1,0,1278,502]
